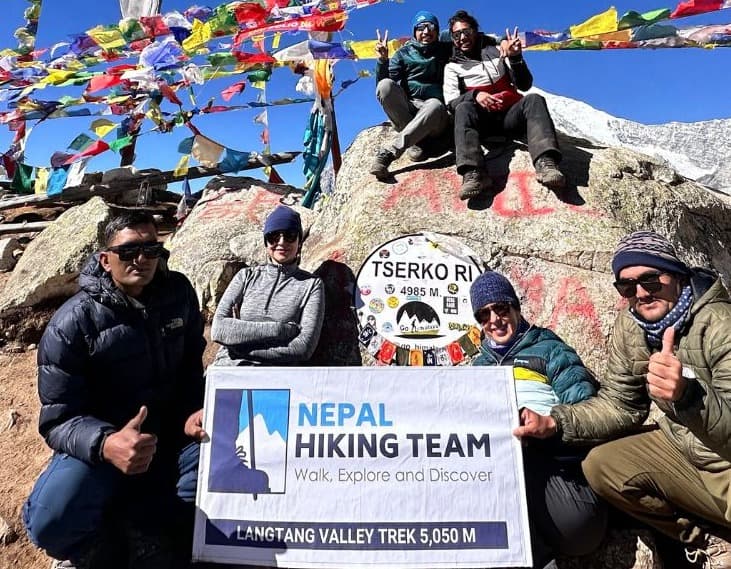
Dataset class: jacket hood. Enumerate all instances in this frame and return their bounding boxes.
[79,249,171,308]
[690,267,728,312]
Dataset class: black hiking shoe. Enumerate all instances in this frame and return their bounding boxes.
[534,154,566,190]
[406,145,426,162]
[459,168,492,200]
[369,148,396,180]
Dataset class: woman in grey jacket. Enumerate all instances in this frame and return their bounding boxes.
[211,205,325,366]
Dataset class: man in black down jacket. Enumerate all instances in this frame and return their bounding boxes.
[23,212,206,568]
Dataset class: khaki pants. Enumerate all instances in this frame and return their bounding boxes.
[583,429,730,546]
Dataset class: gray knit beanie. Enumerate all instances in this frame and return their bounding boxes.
[470,271,520,317]
[611,231,689,279]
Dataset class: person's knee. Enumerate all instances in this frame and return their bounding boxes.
[376,78,398,100]
[582,446,615,498]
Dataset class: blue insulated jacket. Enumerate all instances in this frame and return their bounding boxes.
[37,253,206,465]
[472,324,597,413]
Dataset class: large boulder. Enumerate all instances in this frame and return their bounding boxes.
[0,197,112,317]
[167,176,309,314]
[0,238,20,272]
[304,126,731,372]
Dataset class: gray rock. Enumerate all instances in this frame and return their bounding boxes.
[305,126,731,373]
[0,515,17,546]
[0,197,112,317]
[167,176,309,314]
[0,237,19,272]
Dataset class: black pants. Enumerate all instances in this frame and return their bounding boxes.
[453,93,561,174]
[523,444,608,569]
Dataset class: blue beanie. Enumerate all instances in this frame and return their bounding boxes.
[470,271,520,317]
[263,206,302,240]
[611,230,689,279]
[412,11,439,35]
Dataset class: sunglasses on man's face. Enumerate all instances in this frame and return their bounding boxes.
[451,28,474,41]
[475,302,513,324]
[415,22,436,32]
[265,230,299,246]
[107,241,164,262]
[613,271,666,298]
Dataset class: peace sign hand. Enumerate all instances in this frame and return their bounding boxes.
[505,26,522,58]
[375,29,389,61]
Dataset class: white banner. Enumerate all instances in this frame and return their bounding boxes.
[194,367,531,568]
[119,0,161,19]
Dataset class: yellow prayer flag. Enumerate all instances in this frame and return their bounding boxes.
[191,135,224,168]
[182,19,212,53]
[90,119,117,139]
[174,155,190,177]
[349,39,403,60]
[41,69,76,85]
[570,7,618,39]
[272,33,281,50]
[34,168,49,194]
[87,25,126,50]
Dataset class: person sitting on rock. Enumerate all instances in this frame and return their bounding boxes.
[444,11,566,200]
[515,231,731,569]
[368,10,452,181]
[211,205,325,366]
[23,211,206,569]
[469,270,607,569]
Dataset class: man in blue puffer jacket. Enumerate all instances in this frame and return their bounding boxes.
[368,10,452,180]
[470,270,606,569]
[23,211,206,568]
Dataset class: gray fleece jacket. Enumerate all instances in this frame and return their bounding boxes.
[211,263,325,366]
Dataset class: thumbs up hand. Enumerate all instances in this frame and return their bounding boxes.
[647,327,686,401]
[102,406,158,475]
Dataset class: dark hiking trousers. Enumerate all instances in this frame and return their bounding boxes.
[453,93,561,174]
[523,444,608,569]
[23,442,200,566]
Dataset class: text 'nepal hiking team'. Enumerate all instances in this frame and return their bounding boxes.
[370,10,565,199]
[17,12,731,569]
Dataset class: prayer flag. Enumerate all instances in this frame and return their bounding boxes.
[192,134,225,167]
[91,119,117,138]
[570,7,619,38]
[174,154,190,176]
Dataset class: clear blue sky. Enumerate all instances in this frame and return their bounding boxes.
[1,0,729,190]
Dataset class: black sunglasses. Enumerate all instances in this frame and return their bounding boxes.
[107,241,164,262]
[613,271,666,298]
[475,302,513,323]
[265,230,299,246]
[415,22,436,32]
[451,28,474,41]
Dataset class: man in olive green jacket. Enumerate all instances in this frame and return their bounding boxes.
[514,231,731,568]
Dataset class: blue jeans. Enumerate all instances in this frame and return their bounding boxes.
[23,442,200,562]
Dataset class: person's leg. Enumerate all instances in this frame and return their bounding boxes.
[523,446,607,568]
[375,79,415,132]
[23,453,121,562]
[386,98,450,158]
[583,429,729,546]
[453,100,492,199]
[503,94,565,189]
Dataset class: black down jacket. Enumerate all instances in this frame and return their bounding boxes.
[37,253,206,466]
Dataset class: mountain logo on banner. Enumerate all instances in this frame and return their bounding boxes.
[209,389,290,498]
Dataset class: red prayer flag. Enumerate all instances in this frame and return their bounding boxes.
[64,140,110,164]
[87,74,122,93]
[671,0,722,18]
[221,81,246,101]
[139,16,170,37]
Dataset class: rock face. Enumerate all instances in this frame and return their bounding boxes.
[167,176,309,314]
[0,237,19,272]
[304,126,731,374]
[0,197,112,317]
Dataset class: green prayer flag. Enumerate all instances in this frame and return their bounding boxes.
[109,135,133,152]
[618,9,672,30]
[68,133,93,151]
[10,163,34,194]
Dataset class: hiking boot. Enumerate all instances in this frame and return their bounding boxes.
[459,168,492,200]
[685,533,731,568]
[369,148,396,180]
[49,561,76,569]
[406,145,426,162]
[534,154,566,190]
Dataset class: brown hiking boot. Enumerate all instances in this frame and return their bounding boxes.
[459,168,492,200]
[534,154,566,190]
[369,148,396,180]
[686,533,731,568]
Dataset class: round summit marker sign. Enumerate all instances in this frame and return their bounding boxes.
[355,234,483,354]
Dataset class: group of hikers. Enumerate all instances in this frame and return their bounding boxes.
[16,9,731,569]
[370,9,566,199]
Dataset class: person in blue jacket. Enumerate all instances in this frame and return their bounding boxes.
[23,211,206,569]
[470,270,607,569]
